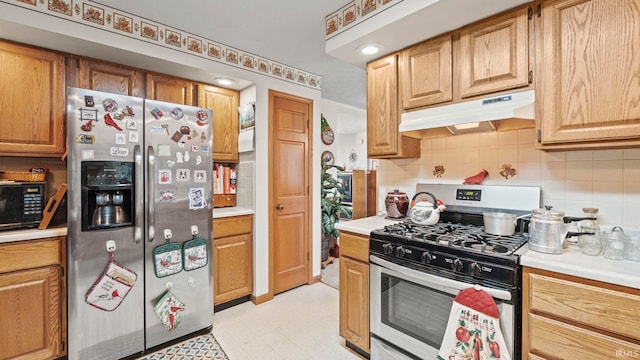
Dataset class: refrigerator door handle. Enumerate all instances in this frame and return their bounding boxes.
[147,145,156,242]
[134,145,144,244]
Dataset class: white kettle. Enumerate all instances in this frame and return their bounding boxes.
[409,192,445,225]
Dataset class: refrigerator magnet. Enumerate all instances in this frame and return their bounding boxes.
[102,98,118,112]
[80,108,98,121]
[84,95,95,107]
[176,169,190,182]
[194,170,206,183]
[159,170,172,184]
[115,133,126,145]
[188,188,205,209]
[191,145,199,152]
[150,107,163,119]
[160,190,177,202]
[166,160,175,168]
[171,131,183,142]
[196,156,202,165]
[128,131,139,143]
[76,134,95,144]
[183,152,190,162]
[126,119,138,130]
[157,144,171,157]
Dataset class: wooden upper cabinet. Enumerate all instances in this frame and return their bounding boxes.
[146,73,195,105]
[77,58,144,97]
[401,33,453,109]
[198,84,240,162]
[457,6,530,98]
[367,54,420,158]
[0,40,65,157]
[537,0,640,148]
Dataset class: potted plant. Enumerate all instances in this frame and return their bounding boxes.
[321,163,352,262]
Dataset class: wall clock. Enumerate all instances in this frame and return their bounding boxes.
[321,127,335,145]
[321,150,335,166]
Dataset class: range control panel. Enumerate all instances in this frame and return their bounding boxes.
[456,189,482,201]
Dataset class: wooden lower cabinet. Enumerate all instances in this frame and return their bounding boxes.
[0,236,65,360]
[213,215,253,305]
[522,267,640,360]
[339,231,370,354]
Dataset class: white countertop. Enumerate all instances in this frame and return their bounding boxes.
[521,243,640,290]
[213,207,254,219]
[0,226,67,244]
[335,215,403,236]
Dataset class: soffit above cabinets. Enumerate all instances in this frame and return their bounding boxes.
[325,0,532,68]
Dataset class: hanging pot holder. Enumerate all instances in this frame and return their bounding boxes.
[153,289,186,332]
[183,236,208,271]
[85,252,137,312]
[153,240,183,278]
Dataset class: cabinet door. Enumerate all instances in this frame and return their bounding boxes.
[401,34,452,109]
[146,73,195,105]
[198,85,240,162]
[77,58,144,97]
[538,0,640,146]
[0,40,65,157]
[367,55,420,159]
[339,257,370,353]
[458,6,530,98]
[0,266,61,359]
[213,233,253,305]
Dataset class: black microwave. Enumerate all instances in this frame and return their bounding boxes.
[0,182,46,230]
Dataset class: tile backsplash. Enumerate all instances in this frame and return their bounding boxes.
[377,129,640,227]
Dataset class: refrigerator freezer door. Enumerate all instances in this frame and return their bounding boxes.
[143,99,213,348]
[66,88,145,360]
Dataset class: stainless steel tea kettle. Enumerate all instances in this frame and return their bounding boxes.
[528,206,596,254]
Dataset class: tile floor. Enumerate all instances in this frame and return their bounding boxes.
[211,282,362,360]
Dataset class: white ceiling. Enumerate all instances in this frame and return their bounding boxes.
[92,0,368,109]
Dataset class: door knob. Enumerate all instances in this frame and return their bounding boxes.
[276,203,284,210]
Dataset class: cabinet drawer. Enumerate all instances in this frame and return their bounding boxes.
[527,271,640,340]
[340,232,369,263]
[213,215,253,238]
[0,237,63,273]
[214,194,236,208]
[528,313,639,360]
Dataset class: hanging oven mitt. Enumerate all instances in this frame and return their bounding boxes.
[153,229,183,277]
[85,252,137,312]
[153,289,186,332]
[437,286,511,360]
[183,235,208,271]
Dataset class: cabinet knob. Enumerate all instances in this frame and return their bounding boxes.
[276,203,284,210]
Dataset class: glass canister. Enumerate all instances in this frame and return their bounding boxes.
[578,208,601,256]
[602,226,625,260]
[624,233,640,262]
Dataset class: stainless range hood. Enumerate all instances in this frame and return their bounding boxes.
[399,90,535,135]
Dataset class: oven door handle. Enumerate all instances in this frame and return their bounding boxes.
[370,255,512,302]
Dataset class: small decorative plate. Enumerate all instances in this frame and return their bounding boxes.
[321,127,335,145]
[321,150,335,166]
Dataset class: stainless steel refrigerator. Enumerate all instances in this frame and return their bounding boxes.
[66,87,214,360]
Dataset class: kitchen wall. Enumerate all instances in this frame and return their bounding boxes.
[377,128,640,227]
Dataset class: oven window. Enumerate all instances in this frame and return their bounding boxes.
[381,273,454,349]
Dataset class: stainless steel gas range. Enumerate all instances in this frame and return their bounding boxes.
[369,183,540,360]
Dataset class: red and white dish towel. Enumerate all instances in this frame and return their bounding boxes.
[437,286,511,360]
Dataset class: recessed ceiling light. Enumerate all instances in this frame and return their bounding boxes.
[214,78,235,86]
[357,44,383,56]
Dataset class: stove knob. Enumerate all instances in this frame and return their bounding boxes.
[470,262,482,276]
[452,258,464,272]
[421,251,433,264]
[383,243,395,255]
[395,246,406,258]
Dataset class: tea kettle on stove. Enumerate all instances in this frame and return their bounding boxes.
[409,192,445,225]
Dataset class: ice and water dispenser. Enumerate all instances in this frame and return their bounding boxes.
[81,161,134,231]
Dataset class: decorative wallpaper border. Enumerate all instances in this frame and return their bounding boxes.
[2,0,322,90]
[325,0,400,39]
